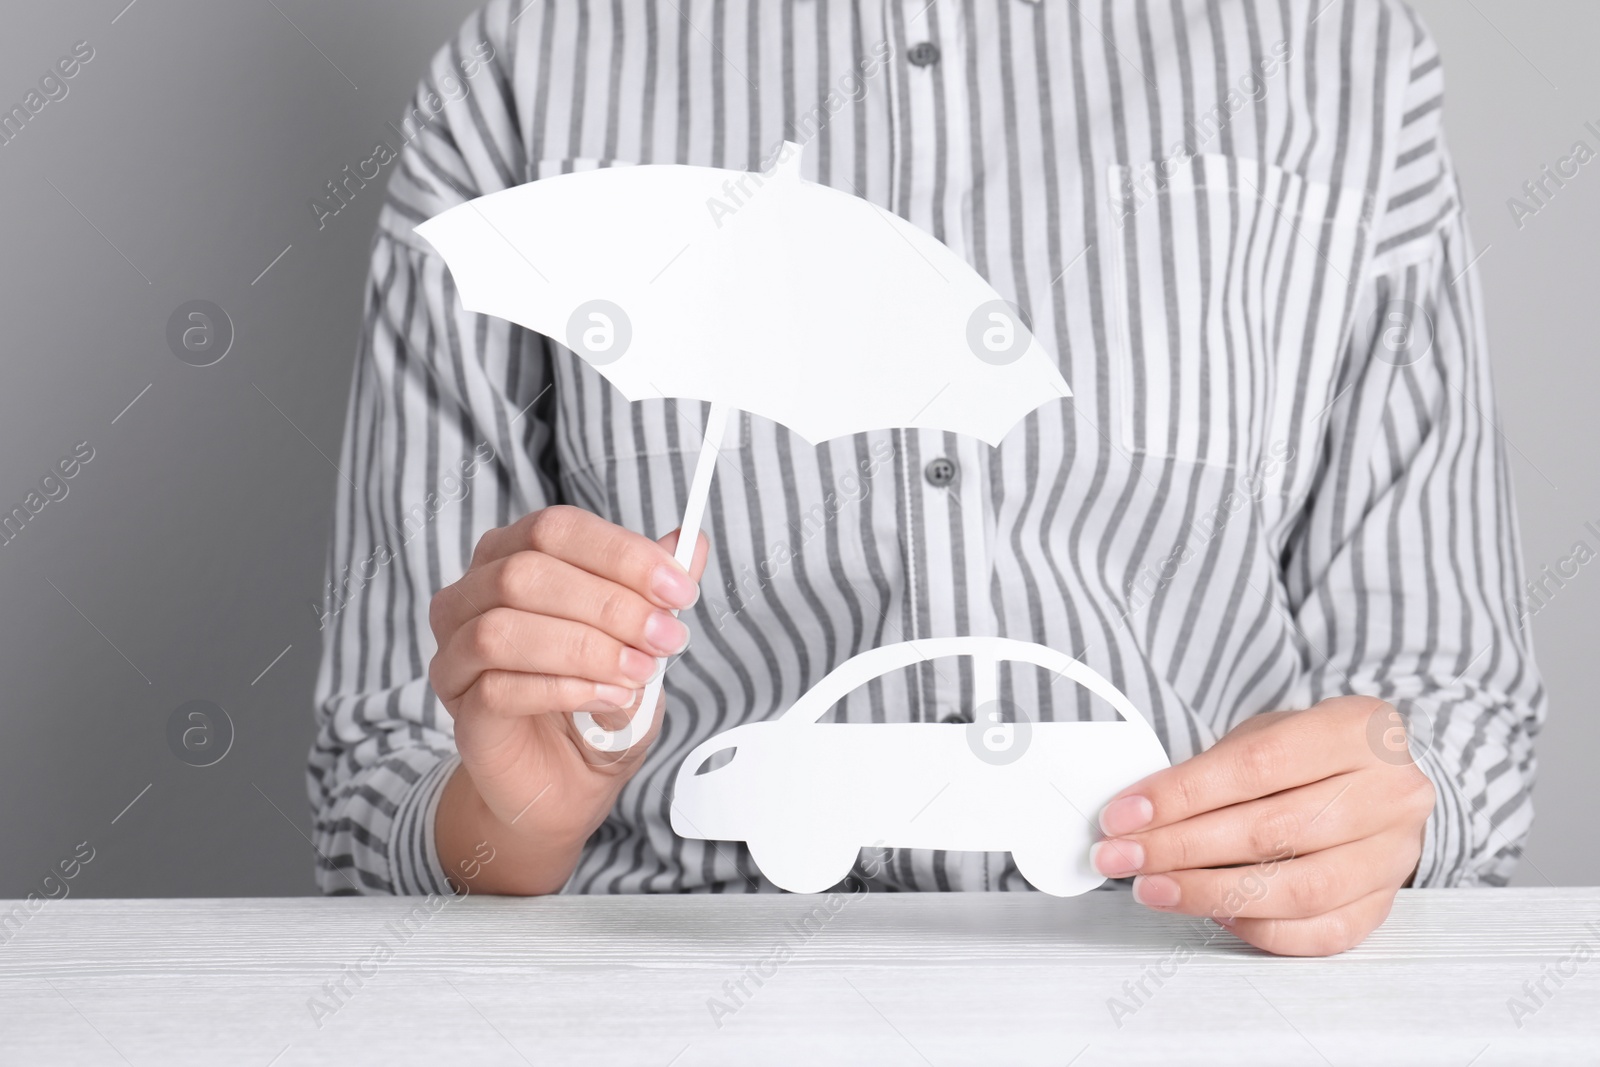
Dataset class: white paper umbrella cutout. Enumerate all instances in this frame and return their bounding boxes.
[416,141,1071,752]
[671,637,1171,896]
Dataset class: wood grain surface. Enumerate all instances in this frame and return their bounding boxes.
[1,888,1596,1065]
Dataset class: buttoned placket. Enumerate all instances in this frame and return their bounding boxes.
[880,0,1008,893]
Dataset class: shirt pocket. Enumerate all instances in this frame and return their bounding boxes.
[1104,154,1370,503]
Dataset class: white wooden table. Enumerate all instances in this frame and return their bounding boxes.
[2,889,1596,1065]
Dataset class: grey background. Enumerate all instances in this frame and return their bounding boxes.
[0,0,1592,897]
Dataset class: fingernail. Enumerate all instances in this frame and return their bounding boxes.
[1099,795,1154,836]
[1090,839,1144,879]
[594,683,636,708]
[644,611,690,655]
[1132,874,1180,908]
[651,564,699,609]
[619,647,657,685]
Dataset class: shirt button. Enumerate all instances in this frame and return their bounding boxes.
[908,41,941,67]
[924,457,958,488]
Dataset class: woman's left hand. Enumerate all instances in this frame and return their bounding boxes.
[1090,696,1436,956]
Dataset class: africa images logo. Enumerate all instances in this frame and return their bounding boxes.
[0,40,95,150]
[309,39,496,231]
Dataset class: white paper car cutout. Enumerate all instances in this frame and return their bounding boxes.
[670,636,1170,896]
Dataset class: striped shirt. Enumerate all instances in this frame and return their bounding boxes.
[309,0,1545,896]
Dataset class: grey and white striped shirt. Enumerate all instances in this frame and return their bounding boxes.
[309,0,1545,896]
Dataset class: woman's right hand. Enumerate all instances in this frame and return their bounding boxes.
[427,505,708,894]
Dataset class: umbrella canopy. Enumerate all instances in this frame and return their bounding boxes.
[414,142,1069,446]
[416,142,1071,750]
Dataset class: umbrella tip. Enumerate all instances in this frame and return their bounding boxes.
[761,140,805,183]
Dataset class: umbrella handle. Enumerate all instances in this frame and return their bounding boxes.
[574,401,732,752]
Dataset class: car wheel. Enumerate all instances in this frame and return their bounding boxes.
[1011,843,1102,898]
[747,838,860,894]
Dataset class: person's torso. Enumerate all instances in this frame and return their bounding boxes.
[438,0,1418,892]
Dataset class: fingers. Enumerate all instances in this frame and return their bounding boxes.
[432,552,692,659]
[1224,888,1396,957]
[1092,772,1377,877]
[1099,701,1382,835]
[1100,698,1429,956]
[430,608,658,705]
[470,506,700,611]
[448,674,653,786]
[428,508,711,729]
[1128,831,1421,921]
[434,509,707,654]
[453,668,643,723]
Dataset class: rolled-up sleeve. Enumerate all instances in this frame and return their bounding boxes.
[306,13,557,895]
[1283,18,1545,887]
